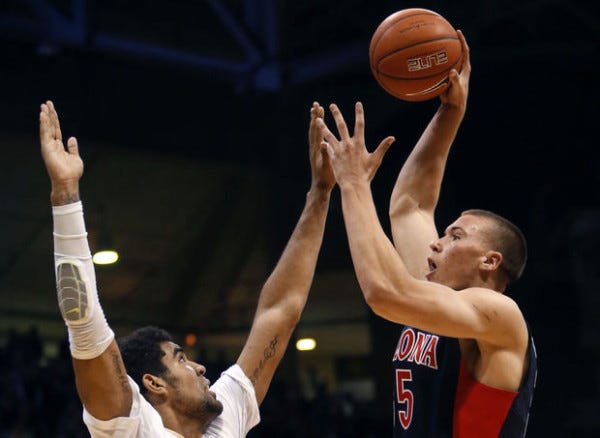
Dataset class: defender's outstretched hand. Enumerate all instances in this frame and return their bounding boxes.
[308,101,335,192]
[317,102,395,187]
[39,101,83,205]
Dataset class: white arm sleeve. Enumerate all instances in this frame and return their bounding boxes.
[53,201,114,360]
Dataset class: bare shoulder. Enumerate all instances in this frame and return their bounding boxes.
[460,286,522,309]
[459,287,528,348]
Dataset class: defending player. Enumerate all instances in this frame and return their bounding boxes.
[40,99,334,437]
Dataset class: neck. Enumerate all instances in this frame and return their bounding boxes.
[164,428,186,438]
[474,273,506,293]
[155,405,209,438]
[443,273,505,293]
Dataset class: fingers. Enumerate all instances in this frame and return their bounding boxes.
[354,102,365,141]
[316,118,337,147]
[40,100,62,147]
[67,137,80,156]
[310,101,324,121]
[447,69,460,87]
[456,30,471,76]
[311,101,324,119]
[328,103,350,140]
[320,140,334,159]
[374,136,395,163]
[367,135,395,179]
[310,102,321,127]
[39,104,52,147]
[309,101,326,150]
[47,100,62,142]
[40,101,78,157]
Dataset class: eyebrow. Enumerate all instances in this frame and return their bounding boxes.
[445,226,466,235]
[172,345,184,359]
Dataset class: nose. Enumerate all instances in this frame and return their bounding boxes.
[194,363,206,376]
[429,239,442,252]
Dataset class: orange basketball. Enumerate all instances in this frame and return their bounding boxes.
[369,8,462,102]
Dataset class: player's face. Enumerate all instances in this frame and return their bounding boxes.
[426,214,491,289]
[160,341,223,422]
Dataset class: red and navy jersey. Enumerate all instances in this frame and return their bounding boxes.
[393,325,537,437]
[499,335,537,436]
[453,335,537,437]
[392,326,460,437]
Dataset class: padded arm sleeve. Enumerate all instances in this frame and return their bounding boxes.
[53,201,114,360]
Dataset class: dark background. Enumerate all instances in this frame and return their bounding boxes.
[1,0,598,436]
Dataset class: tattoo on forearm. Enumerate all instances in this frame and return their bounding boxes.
[52,191,80,206]
[111,352,130,394]
[250,335,279,385]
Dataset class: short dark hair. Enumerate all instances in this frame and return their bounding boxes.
[117,326,174,396]
[461,209,528,284]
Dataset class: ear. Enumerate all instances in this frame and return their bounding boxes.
[142,373,168,396]
[480,250,502,272]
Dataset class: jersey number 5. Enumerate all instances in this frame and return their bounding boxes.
[396,369,414,430]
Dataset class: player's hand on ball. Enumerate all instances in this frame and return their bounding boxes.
[440,30,471,110]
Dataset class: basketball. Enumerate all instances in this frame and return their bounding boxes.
[369,8,462,102]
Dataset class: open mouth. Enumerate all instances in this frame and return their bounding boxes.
[427,258,437,272]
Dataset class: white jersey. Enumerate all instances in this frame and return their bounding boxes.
[83,364,260,437]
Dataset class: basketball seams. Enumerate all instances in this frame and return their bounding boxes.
[369,10,440,62]
[405,78,448,98]
[373,70,403,98]
[376,36,459,65]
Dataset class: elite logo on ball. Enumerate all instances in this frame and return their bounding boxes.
[407,50,448,72]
